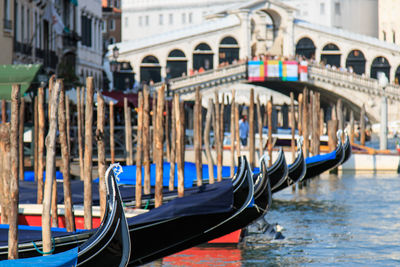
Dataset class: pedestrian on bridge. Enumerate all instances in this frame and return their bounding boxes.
[239,115,249,146]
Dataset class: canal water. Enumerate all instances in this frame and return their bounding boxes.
[159,172,400,266]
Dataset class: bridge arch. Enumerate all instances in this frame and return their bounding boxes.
[218,36,239,65]
[295,37,316,59]
[370,56,391,81]
[346,49,366,75]
[167,49,187,79]
[193,42,214,72]
[320,43,341,68]
[140,55,161,83]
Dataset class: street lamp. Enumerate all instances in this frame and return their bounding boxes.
[378,72,388,150]
[111,46,120,90]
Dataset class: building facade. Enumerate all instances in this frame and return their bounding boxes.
[0,0,14,64]
[378,0,400,45]
[102,0,121,47]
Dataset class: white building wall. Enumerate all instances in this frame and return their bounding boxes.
[121,0,245,41]
[77,0,103,88]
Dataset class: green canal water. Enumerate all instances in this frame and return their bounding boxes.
[158,172,400,266]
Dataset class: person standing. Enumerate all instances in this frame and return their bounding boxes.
[239,115,249,146]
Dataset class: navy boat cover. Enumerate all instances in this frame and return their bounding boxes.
[128,180,234,225]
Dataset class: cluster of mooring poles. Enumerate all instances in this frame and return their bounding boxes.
[0,78,366,259]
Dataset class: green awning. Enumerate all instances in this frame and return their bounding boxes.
[0,64,42,100]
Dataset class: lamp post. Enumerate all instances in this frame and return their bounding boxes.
[378,72,388,150]
[111,46,120,90]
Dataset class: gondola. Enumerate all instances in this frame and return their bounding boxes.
[303,132,345,180]
[0,164,131,266]
[271,138,306,194]
[0,157,260,266]
[341,132,352,165]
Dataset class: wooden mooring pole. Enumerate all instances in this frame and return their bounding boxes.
[42,80,61,254]
[83,77,94,230]
[18,98,24,181]
[77,87,84,180]
[204,98,214,184]
[0,123,10,224]
[8,85,20,259]
[230,91,236,176]
[136,92,143,208]
[109,101,115,163]
[37,87,45,203]
[249,88,255,169]
[169,95,176,191]
[97,91,106,220]
[155,86,165,208]
[256,94,263,160]
[58,84,75,232]
[175,95,185,196]
[214,92,221,182]
[267,100,273,167]
[194,88,202,186]
[124,97,133,165]
[143,86,151,194]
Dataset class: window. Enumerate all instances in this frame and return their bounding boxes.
[189,13,192,23]
[159,14,163,25]
[393,31,396,43]
[21,5,24,42]
[320,3,325,15]
[109,37,115,44]
[14,2,18,40]
[169,13,173,24]
[182,13,186,24]
[109,19,115,30]
[102,20,107,32]
[335,2,341,15]
[81,15,92,47]
[139,16,142,26]
[3,0,12,30]
[383,31,386,41]
[145,15,149,26]
[124,17,128,27]
[27,9,30,40]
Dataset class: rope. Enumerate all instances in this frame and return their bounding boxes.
[32,237,55,255]
[144,199,150,210]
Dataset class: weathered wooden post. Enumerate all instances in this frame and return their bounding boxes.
[204,98,215,184]
[18,98,24,181]
[290,92,296,160]
[143,86,151,194]
[219,93,225,178]
[42,80,60,254]
[312,92,320,156]
[249,88,255,168]
[337,98,343,140]
[155,86,165,207]
[136,92,143,207]
[175,94,185,196]
[194,88,202,185]
[165,98,170,162]
[84,77,94,230]
[124,97,133,165]
[152,94,157,162]
[109,101,115,163]
[328,120,338,174]
[49,77,58,228]
[34,96,38,182]
[37,87,45,203]
[298,93,303,136]
[230,91,236,176]
[302,88,309,157]
[8,85,20,259]
[0,123,10,224]
[235,103,240,156]
[360,104,366,146]
[320,108,325,136]
[77,87,84,180]
[1,99,6,123]
[350,110,354,143]
[267,100,273,167]
[97,91,106,220]
[256,94,263,160]
[169,95,176,191]
[214,92,222,182]
[65,95,71,154]
[58,83,75,232]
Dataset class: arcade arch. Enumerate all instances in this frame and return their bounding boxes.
[140,55,161,83]
[295,37,316,59]
[370,56,390,81]
[346,50,366,75]
[320,43,341,68]
[219,36,239,65]
[167,49,187,79]
[193,43,213,71]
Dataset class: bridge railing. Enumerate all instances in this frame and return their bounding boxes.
[309,63,400,100]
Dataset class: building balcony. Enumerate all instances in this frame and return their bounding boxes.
[62,31,80,50]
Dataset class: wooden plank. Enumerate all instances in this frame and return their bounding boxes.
[58,83,75,232]
[84,77,94,230]
[42,80,61,254]
[97,91,106,221]
[8,85,20,259]
[155,85,165,207]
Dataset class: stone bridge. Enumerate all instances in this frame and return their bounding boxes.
[156,62,400,123]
